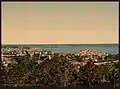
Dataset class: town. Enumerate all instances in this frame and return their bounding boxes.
[1,45,119,67]
[1,45,119,88]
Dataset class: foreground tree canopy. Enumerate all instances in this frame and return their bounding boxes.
[1,53,119,88]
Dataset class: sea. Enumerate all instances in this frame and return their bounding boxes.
[9,44,119,54]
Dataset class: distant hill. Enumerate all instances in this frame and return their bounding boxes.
[2,44,19,48]
[2,44,30,49]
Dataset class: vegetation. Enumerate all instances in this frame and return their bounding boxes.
[1,53,119,88]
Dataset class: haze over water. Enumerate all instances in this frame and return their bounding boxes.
[2,2,118,44]
[2,2,118,54]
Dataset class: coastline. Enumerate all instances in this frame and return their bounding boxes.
[2,44,119,54]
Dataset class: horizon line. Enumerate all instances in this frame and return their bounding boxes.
[2,43,119,45]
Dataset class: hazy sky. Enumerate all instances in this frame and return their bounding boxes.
[2,2,119,44]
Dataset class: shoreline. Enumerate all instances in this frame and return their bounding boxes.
[2,44,119,54]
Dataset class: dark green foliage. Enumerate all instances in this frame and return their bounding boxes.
[1,53,119,88]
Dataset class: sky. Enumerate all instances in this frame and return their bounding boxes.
[2,2,119,44]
